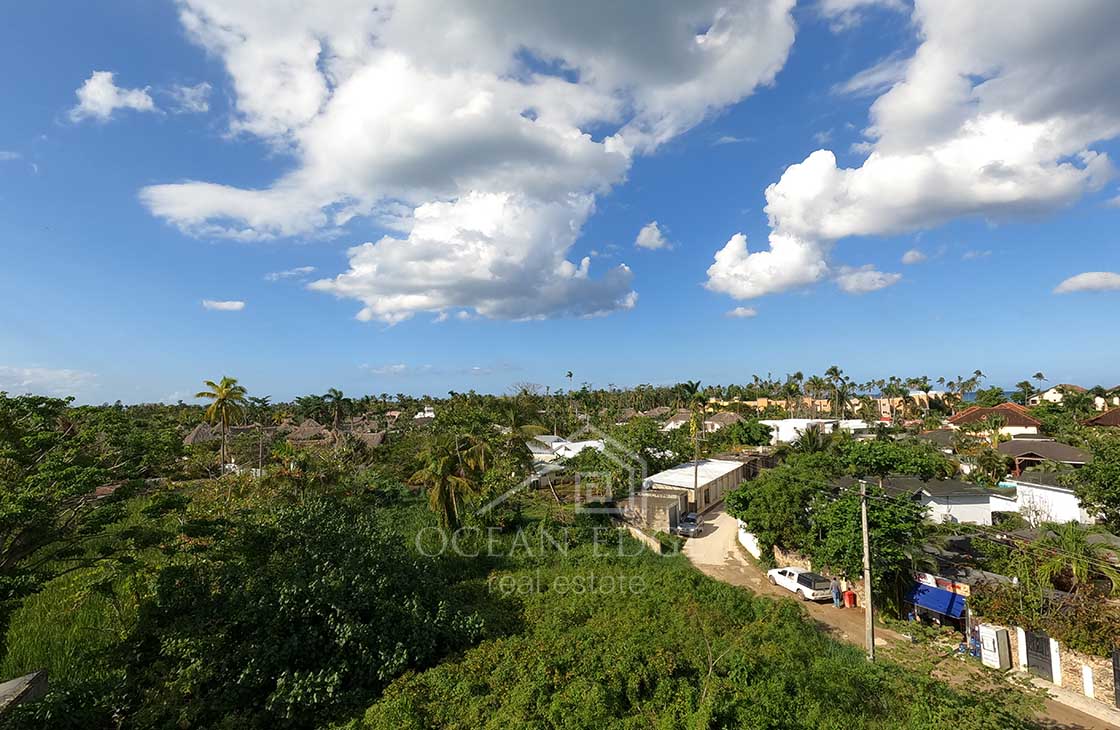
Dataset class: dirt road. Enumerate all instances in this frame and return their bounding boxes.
[682,508,1119,730]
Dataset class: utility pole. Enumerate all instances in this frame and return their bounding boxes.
[860,479,875,661]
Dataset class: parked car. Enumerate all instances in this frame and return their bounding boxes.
[673,512,701,537]
[766,567,832,601]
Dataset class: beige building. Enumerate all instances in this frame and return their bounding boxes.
[618,491,688,534]
[641,459,746,514]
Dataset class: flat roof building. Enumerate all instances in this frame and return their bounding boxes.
[642,458,746,513]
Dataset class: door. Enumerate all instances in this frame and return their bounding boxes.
[1024,630,1053,682]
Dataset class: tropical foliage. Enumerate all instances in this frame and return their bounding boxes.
[4,370,1120,726]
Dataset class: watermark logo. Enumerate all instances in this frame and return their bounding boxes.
[475,424,649,518]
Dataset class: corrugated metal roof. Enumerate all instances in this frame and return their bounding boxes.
[644,459,743,489]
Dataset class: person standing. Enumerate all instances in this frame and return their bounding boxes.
[830,577,842,608]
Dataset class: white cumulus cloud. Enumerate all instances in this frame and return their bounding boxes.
[69,71,156,122]
[202,299,245,311]
[726,306,758,318]
[141,0,798,323]
[635,221,671,250]
[834,265,902,293]
[311,192,638,323]
[1054,271,1120,293]
[901,248,926,264]
[707,0,1120,304]
[706,232,830,299]
[264,266,316,281]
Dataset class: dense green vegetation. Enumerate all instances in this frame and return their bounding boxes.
[4,374,1118,727]
[340,551,1035,730]
[726,437,952,607]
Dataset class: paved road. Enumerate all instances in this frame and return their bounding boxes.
[682,507,1119,730]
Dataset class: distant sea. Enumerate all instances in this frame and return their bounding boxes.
[960,390,1015,403]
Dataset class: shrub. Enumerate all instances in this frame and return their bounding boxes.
[113,498,484,729]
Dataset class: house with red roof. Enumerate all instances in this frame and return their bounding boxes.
[947,402,1041,438]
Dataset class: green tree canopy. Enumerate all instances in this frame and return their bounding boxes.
[838,439,953,486]
[807,485,928,607]
[972,386,1008,408]
[0,393,182,634]
[725,453,842,561]
[1070,433,1120,530]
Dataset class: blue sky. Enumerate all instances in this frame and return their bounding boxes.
[2,1,1118,403]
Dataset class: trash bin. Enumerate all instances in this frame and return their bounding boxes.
[843,590,857,609]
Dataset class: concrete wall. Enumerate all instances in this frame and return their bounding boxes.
[619,491,685,533]
[737,522,762,559]
[772,544,812,570]
[623,524,665,554]
[758,419,836,445]
[1004,624,1117,711]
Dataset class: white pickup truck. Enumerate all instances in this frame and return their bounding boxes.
[766,567,833,602]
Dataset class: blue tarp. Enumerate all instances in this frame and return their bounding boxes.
[905,583,967,619]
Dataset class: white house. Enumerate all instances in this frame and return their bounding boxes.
[998,475,1098,525]
[553,440,605,459]
[659,409,694,432]
[1093,393,1120,411]
[526,435,605,462]
[1027,385,1085,406]
[758,418,836,445]
[880,477,1006,526]
[917,482,1002,526]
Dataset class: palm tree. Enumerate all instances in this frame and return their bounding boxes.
[677,380,708,496]
[805,375,829,417]
[195,376,249,470]
[323,388,349,432]
[411,434,493,528]
[500,404,548,471]
[565,370,574,423]
[1062,389,1094,417]
[247,395,271,472]
[982,414,1007,447]
[824,365,844,417]
[1014,381,1035,406]
[294,394,328,422]
[1033,372,1047,394]
[973,447,1010,485]
[1035,523,1120,595]
[911,376,933,417]
[786,372,804,417]
[790,423,830,453]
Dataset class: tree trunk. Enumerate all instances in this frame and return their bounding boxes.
[220,412,228,471]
